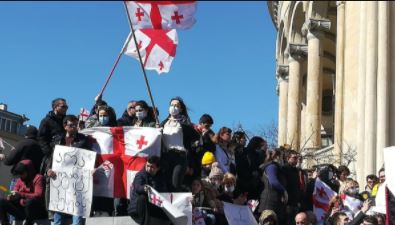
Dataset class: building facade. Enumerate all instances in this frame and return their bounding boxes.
[268,1,394,184]
[0,103,29,190]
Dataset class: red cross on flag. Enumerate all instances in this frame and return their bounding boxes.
[80,127,161,199]
[79,108,90,122]
[313,178,337,224]
[125,1,197,30]
[124,29,178,74]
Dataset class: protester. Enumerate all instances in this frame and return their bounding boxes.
[259,210,278,225]
[283,149,303,225]
[161,97,199,191]
[85,96,108,128]
[365,174,378,193]
[117,100,137,126]
[45,115,92,225]
[371,168,385,197]
[217,173,237,203]
[201,151,216,178]
[0,160,47,225]
[214,127,235,174]
[295,212,308,225]
[258,148,287,225]
[337,165,351,194]
[235,136,265,200]
[38,98,68,175]
[128,156,168,225]
[131,100,155,127]
[3,125,43,175]
[191,178,216,225]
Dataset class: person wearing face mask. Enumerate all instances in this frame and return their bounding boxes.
[217,173,237,203]
[96,105,117,127]
[161,97,200,191]
[201,151,216,178]
[131,101,155,128]
[259,210,278,225]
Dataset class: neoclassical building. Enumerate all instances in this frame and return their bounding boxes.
[268,1,394,184]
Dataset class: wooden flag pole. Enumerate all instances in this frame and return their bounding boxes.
[98,34,132,98]
[123,1,160,126]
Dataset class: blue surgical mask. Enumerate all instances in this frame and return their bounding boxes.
[99,116,109,125]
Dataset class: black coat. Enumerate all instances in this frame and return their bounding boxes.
[160,118,200,167]
[235,147,262,199]
[4,137,44,174]
[38,111,65,156]
[128,168,167,214]
[117,110,135,126]
[283,163,302,207]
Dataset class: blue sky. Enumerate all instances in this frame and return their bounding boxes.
[0,1,278,135]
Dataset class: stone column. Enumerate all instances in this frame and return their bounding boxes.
[334,1,345,165]
[287,44,307,150]
[304,18,331,149]
[376,1,389,172]
[356,2,367,184]
[364,1,378,175]
[277,65,289,146]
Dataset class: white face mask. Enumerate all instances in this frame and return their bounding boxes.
[224,185,235,193]
[169,106,180,116]
[135,111,146,120]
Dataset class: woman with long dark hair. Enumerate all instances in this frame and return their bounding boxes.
[161,97,199,191]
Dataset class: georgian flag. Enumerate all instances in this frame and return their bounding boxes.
[124,29,178,74]
[79,108,90,121]
[340,194,362,219]
[313,178,337,225]
[80,127,161,199]
[125,1,197,30]
[147,186,192,225]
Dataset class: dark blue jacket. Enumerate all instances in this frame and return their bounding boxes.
[128,167,167,214]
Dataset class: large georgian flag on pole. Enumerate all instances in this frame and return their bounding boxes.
[125,1,197,30]
[124,29,178,74]
[313,178,337,225]
[80,127,161,199]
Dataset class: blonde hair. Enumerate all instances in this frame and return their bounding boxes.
[222,172,236,184]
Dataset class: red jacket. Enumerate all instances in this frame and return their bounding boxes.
[13,159,44,206]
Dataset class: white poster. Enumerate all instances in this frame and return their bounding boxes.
[49,145,96,217]
[223,202,258,225]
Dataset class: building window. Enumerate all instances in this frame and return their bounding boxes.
[0,118,5,131]
[322,90,333,115]
[11,121,17,134]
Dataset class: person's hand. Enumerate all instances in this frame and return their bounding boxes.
[144,185,150,193]
[95,94,102,103]
[8,191,20,201]
[47,169,56,179]
[0,154,5,161]
[361,199,372,213]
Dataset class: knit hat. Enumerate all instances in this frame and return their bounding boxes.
[201,152,215,165]
[209,162,223,178]
[199,114,214,125]
[25,125,38,138]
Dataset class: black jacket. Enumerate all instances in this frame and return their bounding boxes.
[160,118,200,167]
[4,137,44,174]
[117,110,135,126]
[128,168,167,214]
[38,111,65,156]
[283,163,303,207]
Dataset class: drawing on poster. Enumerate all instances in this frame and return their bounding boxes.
[49,145,96,217]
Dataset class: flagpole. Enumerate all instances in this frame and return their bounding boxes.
[98,34,132,98]
[123,1,160,126]
[0,138,15,150]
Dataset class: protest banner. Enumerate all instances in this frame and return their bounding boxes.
[223,202,258,225]
[49,145,96,217]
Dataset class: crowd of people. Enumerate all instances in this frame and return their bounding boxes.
[0,96,389,225]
